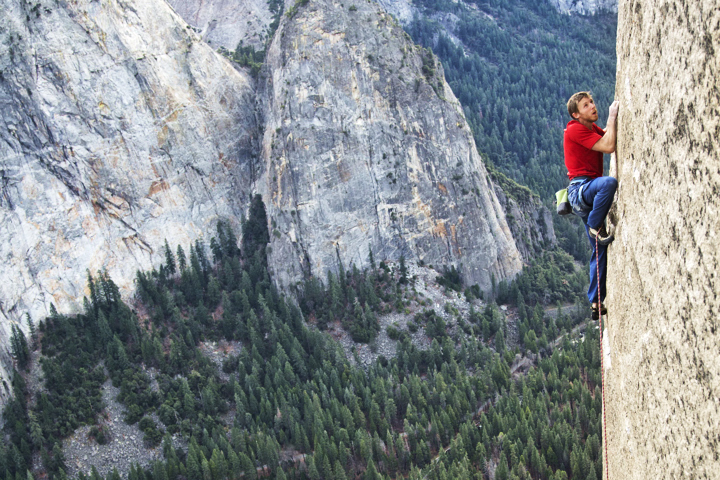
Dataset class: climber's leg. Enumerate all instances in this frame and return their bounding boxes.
[581,176,618,230]
[585,221,609,304]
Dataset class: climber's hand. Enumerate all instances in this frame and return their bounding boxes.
[608,100,619,121]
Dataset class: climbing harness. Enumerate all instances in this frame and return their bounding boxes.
[597,234,610,480]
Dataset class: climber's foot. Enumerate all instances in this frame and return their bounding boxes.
[592,303,607,320]
[589,225,614,246]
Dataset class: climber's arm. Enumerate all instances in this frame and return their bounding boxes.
[591,100,620,154]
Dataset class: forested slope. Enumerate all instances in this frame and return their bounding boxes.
[4,198,602,480]
[404,0,617,199]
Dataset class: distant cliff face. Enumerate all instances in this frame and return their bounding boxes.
[0,0,257,403]
[491,175,556,262]
[166,0,276,51]
[548,0,617,15]
[258,0,523,291]
[606,0,719,478]
[377,0,617,20]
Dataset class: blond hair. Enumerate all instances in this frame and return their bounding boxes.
[567,91,592,118]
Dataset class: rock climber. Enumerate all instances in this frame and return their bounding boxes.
[564,92,619,320]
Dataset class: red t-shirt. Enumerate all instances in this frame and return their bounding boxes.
[564,120,605,179]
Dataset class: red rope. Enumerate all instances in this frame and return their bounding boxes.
[597,234,610,480]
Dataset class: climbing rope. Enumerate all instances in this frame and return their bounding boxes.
[597,234,610,480]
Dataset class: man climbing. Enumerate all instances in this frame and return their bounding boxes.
[564,92,619,320]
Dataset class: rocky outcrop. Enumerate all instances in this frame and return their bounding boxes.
[548,0,618,15]
[490,171,556,262]
[0,0,257,403]
[374,0,416,25]
[258,0,523,291]
[605,0,719,478]
[166,0,277,51]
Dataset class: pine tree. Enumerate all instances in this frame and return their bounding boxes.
[201,458,212,480]
[165,240,177,275]
[186,449,202,480]
[153,462,169,480]
[239,453,256,480]
[496,452,509,480]
[242,194,269,261]
[9,325,29,369]
[364,459,381,480]
[177,245,188,272]
[333,460,348,480]
[399,255,408,284]
[89,467,103,480]
[28,412,44,449]
[25,314,37,351]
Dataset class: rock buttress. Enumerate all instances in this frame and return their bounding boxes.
[258,0,523,292]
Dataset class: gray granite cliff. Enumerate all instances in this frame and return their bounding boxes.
[0,0,535,406]
[257,0,523,291]
[166,0,277,51]
[0,0,257,403]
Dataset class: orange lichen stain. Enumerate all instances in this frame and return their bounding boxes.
[273,158,289,205]
[148,179,169,197]
[165,110,180,123]
[449,224,461,255]
[433,221,448,237]
[157,125,169,146]
[438,183,448,195]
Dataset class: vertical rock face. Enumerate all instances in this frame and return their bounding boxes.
[491,177,556,262]
[606,0,719,478]
[258,0,523,291]
[165,0,276,51]
[0,0,256,402]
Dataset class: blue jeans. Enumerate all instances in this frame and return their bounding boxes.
[568,176,618,304]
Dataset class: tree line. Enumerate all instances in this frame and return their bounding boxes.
[3,196,602,480]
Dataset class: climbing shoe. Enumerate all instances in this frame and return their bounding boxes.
[591,303,607,320]
[589,225,614,245]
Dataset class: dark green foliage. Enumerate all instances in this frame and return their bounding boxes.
[233,43,264,76]
[138,418,163,448]
[496,249,586,306]
[298,261,405,343]
[414,309,447,339]
[554,212,592,263]
[436,265,462,292]
[4,205,602,480]
[10,324,30,370]
[87,425,109,446]
[163,240,176,276]
[242,195,270,265]
[386,325,408,342]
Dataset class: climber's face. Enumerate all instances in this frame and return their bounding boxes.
[573,96,599,126]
